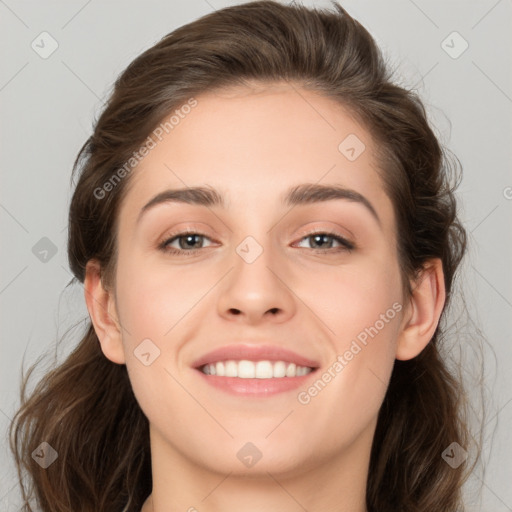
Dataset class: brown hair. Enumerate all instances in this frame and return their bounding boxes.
[10,1,483,511]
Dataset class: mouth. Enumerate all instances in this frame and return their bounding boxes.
[191,344,320,397]
[199,359,314,378]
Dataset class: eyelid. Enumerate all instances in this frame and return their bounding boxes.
[294,222,355,242]
[157,223,216,245]
[295,225,350,240]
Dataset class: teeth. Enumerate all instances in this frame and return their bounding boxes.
[216,361,225,376]
[296,366,308,376]
[201,360,313,378]
[286,363,296,377]
[225,360,237,377]
[255,361,272,378]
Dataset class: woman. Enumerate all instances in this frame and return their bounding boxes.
[10,1,481,511]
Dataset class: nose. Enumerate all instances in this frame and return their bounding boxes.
[216,239,297,325]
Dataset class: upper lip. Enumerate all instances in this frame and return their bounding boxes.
[191,343,320,369]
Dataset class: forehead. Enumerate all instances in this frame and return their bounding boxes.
[118,82,393,232]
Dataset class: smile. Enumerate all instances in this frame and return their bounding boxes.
[200,359,314,378]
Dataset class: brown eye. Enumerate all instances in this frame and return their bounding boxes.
[159,231,214,255]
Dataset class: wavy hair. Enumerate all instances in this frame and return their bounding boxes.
[10,2,483,511]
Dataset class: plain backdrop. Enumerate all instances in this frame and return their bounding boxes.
[1,0,511,510]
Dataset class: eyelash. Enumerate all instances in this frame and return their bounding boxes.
[158,229,355,256]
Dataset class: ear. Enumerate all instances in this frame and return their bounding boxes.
[395,258,446,360]
[84,259,125,365]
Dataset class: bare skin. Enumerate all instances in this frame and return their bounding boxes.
[84,81,445,512]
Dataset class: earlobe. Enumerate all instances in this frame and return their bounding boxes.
[395,259,446,361]
[83,260,126,365]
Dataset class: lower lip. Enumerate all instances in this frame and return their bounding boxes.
[194,368,317,396]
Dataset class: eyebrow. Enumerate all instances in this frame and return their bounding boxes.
[136,183,381,227]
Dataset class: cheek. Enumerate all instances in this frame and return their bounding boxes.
[113,259,216,407]
[113,263,202,424]
[297,252,402,396]
[115,259,207,345]
[300,246,402,341]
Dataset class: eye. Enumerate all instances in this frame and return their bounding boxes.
[294,231,355,253]
[159,231,215,255]
[158,230,355,256]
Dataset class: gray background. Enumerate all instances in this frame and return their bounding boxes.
[1,0,511,510]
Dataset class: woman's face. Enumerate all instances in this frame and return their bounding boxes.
[100,82,409,477]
